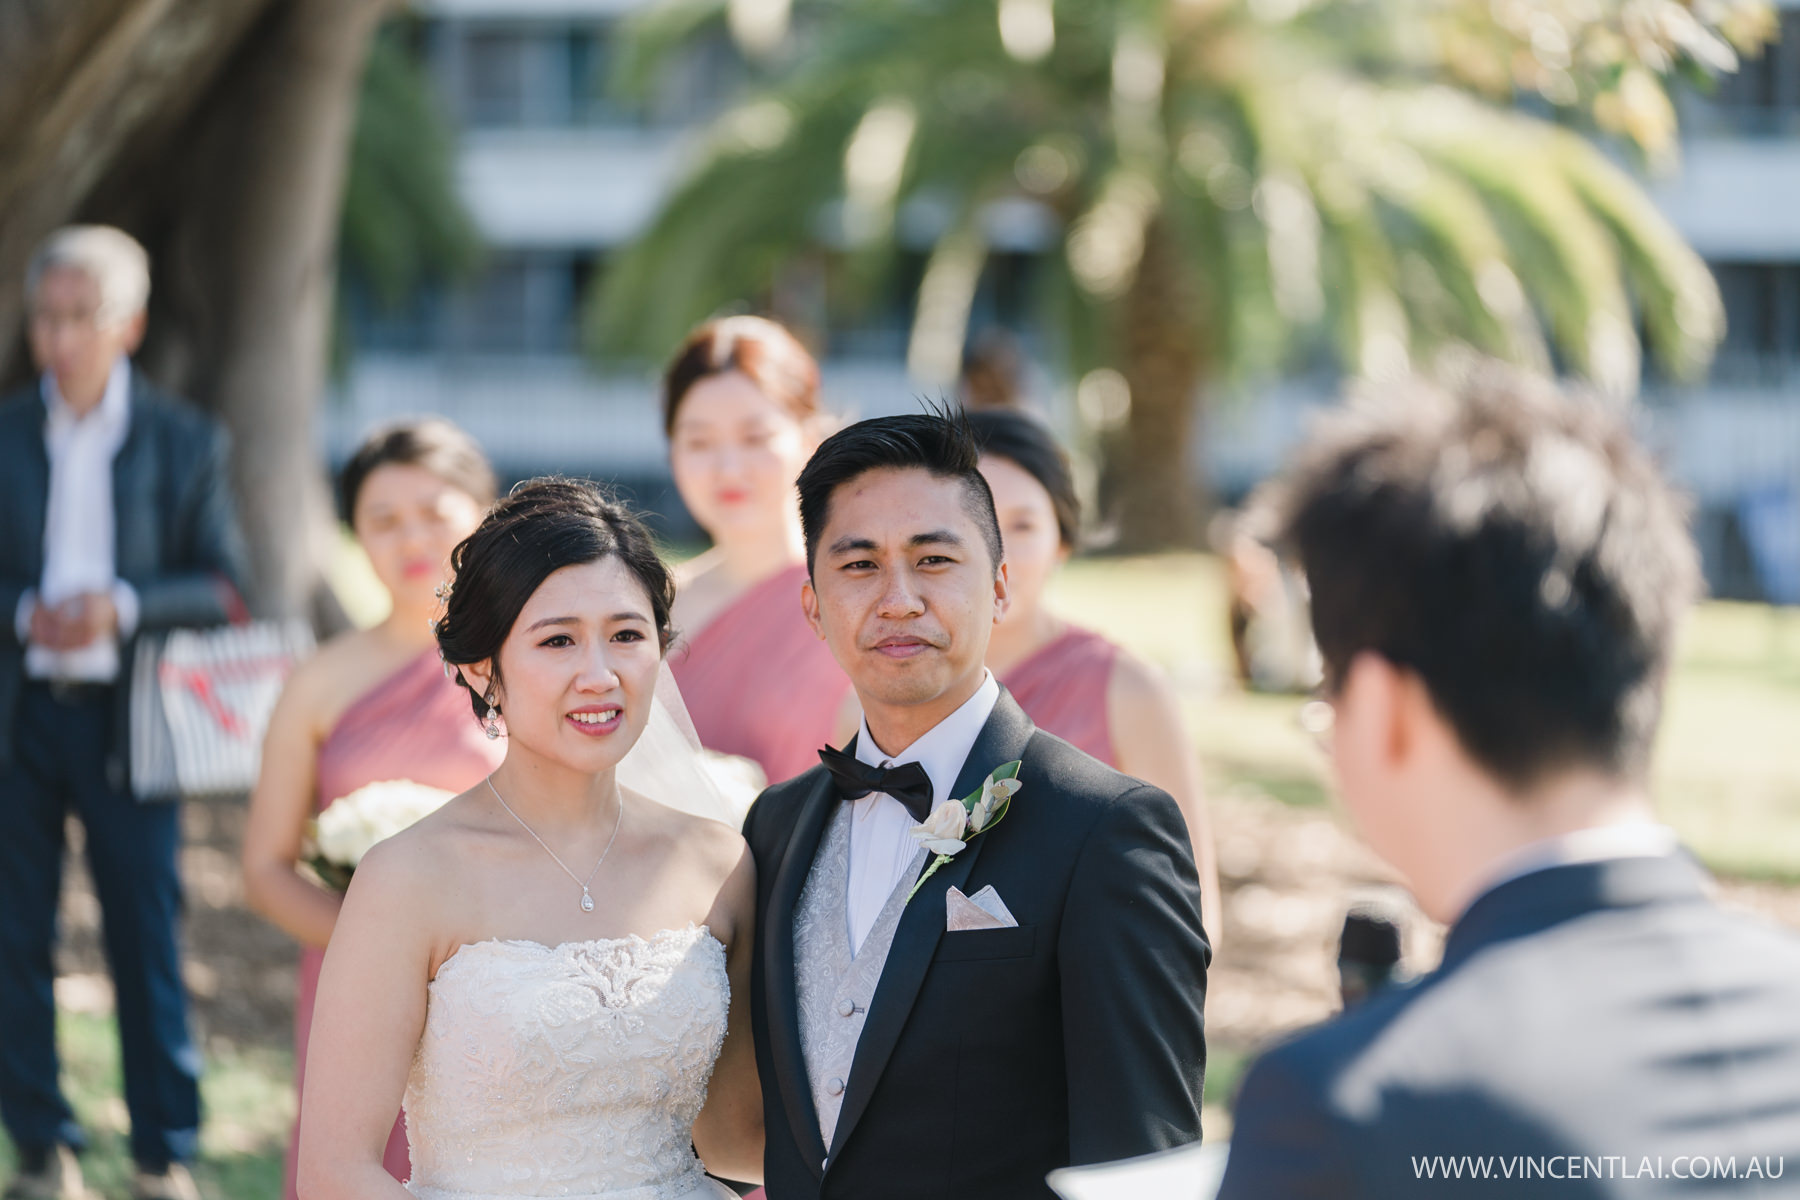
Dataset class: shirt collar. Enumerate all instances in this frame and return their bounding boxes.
[1464,821,1681,918]
[42,357,131,431]
[855,671,1002,809]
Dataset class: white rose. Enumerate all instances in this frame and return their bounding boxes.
[314,805,363,866]
[320,781,455,866]
[349,809,390,864]
[909,799,970,856]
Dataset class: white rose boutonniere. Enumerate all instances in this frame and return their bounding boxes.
[905,760,1023,903]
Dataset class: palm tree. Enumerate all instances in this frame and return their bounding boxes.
[596,0,1771,548]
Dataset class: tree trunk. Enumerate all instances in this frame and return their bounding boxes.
[1108,212,1208,551]
[154,0,392,619]
[0,0,271,378]
[0,0,391,620]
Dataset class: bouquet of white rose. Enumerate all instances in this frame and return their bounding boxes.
[305,780,455,891]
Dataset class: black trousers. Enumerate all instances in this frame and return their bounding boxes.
[0,682,200,1169]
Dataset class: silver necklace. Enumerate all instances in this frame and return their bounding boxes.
[486,776,623,913]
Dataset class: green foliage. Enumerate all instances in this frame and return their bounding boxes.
[335,21,483,365]
[596,0,1771,391]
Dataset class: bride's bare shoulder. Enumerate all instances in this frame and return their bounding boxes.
[350,790,489,889]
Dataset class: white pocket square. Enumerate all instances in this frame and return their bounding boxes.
[946,884,1019,931]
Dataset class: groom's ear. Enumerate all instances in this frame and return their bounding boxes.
[991,560,1011,626]
[801,576,827,641]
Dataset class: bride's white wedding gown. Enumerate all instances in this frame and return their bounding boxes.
[403,924,739,1200]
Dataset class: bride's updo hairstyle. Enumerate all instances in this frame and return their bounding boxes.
[435,478,677,720]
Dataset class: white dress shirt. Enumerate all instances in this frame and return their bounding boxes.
[845,671,1001,955]
[17,358,140,682]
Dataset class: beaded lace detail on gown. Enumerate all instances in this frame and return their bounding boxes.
[404,925,734,1200]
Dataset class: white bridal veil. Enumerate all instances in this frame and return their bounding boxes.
[614,664,761,829]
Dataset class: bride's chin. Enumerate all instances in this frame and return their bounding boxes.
[512,735,633,776]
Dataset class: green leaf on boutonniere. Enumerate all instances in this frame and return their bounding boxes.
[905,759,1023,903]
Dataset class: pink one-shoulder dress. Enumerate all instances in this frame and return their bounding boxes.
[999,625,1122,767]
[670,563,852,784]
[283,648,505,1200]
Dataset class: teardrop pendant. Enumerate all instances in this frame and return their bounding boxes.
[580,889,595,913]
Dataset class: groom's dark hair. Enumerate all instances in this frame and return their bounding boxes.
[797,407,1004,575]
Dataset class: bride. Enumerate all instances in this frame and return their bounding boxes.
[298,478,762,1199]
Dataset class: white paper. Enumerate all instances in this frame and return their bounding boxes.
[1047,1139,1228,1200]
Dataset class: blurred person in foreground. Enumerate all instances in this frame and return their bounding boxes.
[0,227,247,1200]
[968,409,1222,949]
[1217,369,1800,1198]
[662,316,854,784]
[240,419,501,1200]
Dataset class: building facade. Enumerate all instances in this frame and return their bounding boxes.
[333,0,1800,596]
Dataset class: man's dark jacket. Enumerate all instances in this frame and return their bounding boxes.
[743,689,1211,1200]
[1219,853,1800,1198]
[0,368,248,792]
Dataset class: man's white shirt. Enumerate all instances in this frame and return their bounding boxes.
[844,671,1001,955]
[16,357,140,682]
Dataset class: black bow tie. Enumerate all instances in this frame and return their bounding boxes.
[818,745,936,822]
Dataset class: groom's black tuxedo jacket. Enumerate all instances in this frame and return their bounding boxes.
[743,689,1210,1200]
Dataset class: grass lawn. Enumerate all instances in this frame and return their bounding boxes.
[0,1014,292,1199]
[1053,553,1800,882]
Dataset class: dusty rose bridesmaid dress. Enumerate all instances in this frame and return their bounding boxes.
[282,648,504,1200]
[999,625,1122,766]
[670,563,852,784]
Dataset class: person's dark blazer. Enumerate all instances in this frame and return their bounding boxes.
[0,367,248,792]
[1219,853,1800,1198]
[743,688,1211,1200]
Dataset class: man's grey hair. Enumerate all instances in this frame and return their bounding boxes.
[25,225,151,323]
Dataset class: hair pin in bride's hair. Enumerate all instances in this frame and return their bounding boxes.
[434,579,454,602]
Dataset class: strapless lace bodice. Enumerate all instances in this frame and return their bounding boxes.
[405,924,733,1200]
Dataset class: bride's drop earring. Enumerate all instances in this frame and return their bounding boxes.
[483,690,503,740]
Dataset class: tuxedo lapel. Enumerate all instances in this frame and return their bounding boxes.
[828,691,1036,1161]
[763,765,840,1176]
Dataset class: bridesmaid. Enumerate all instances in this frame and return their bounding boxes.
[240,419,502,1199]
[970,409,1224,949]
[663,315,854,783]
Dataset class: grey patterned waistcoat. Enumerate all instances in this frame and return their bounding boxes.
[792,803,926,1148]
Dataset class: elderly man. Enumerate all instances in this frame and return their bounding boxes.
[0,228,246,1200]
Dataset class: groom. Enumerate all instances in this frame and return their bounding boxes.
[741,412,1210,1200]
